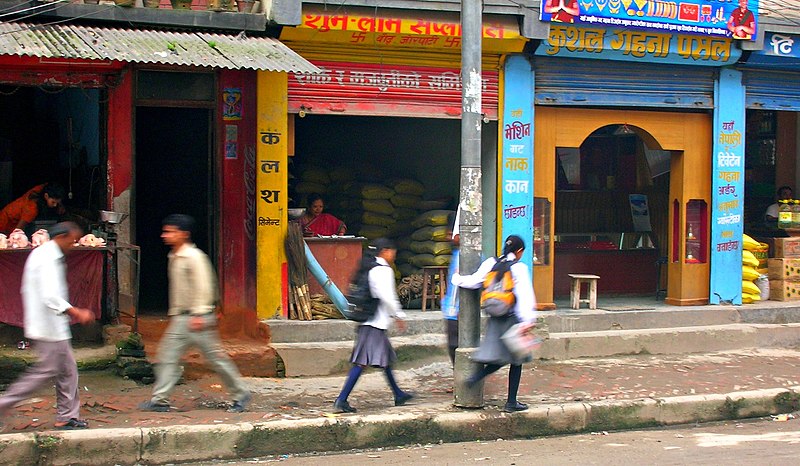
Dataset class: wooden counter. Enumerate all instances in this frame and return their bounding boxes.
[305,237,366,296]
[553,248,660,296]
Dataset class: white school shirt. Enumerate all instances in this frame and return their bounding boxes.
[450,253,538,324]
[363,257,406,330]
[21,240,73,341]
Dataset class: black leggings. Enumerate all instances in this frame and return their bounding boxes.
[470,363,523,404]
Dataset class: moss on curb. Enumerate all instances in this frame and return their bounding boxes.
[587,403,659,431]
[719,397,746,419]
[774,391,800,413]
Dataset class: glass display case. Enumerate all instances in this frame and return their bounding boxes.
[533,197,550,266]
[685,199,707,264]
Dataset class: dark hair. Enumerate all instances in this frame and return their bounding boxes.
[43,183,66,200]
[48,221,81,238]
[501,235,525,258]
[306,193,324,206]
[358,237,395,270]
[778,186,793,196]
[162,214,195,236]
[371,237,396,252]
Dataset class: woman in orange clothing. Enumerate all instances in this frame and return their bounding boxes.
[0,183,66,235]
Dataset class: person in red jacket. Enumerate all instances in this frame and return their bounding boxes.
[727,0,756,40]
[0,183,65,235]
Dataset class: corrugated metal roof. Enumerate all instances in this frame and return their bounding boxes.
[0,22,320,73]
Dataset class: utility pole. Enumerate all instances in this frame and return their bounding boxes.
[454,0,484,408]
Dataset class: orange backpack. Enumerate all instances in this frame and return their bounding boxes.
[480,259,517,317]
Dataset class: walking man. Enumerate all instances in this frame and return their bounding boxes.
[0,222,95,429]
[139,214,251,413]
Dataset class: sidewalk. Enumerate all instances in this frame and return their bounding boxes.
[2,347,800,465]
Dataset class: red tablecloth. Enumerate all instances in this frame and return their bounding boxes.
[0,248,105,327]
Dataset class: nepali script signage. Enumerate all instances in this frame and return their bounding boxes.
[288,61,499,118]
[539,0,758,41]
[710,69,745,305]
[536,25,740,65]
[500,56,534,271]
[280,5,525,53]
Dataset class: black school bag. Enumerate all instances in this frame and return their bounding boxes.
[344,260,383,322]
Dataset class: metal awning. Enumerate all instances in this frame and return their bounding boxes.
[0,21,320,74]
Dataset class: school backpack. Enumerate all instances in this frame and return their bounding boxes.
[480,258,517,317]
[344,261,383,322]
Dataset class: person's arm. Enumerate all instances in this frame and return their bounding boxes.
[190,251,218,315]
[451,257,496,290]
[511,262,538,324]
[337,219,347,236]
[370,265,406,320]
[562,0,580,16]
[14,201,38,231]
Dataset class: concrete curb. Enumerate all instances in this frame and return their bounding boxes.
[3,387,799,465]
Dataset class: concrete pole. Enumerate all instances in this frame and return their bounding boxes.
[454,0,484,408]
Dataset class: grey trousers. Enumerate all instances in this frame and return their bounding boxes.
[0,339,80,422]
[151,314,248,405]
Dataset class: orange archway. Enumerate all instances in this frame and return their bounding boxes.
[533,107,712,308]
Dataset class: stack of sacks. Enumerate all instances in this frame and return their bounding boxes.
[741,234,762,304]
[359,183,396,239]
[407,209,454,270]
[294,166,330,197]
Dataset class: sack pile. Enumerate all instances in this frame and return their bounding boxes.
[403,209,454,276]
[741,234,768,303]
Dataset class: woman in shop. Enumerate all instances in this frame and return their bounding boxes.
[296,193,347,237]
[451,235,537,412]
[0,183,66,235]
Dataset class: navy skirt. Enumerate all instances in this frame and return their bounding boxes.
[350,325,397,368]
[473,313,532,366]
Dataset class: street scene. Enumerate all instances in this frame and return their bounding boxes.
[2,0,800,465]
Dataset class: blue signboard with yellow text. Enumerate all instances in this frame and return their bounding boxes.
[540,0,758,41]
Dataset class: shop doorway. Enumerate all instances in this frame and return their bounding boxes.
[135,106,214,313]
[534,107,712,307]
[553,124,670,297]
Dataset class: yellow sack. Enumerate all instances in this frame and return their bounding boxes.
[742,250,759,268]
[742,266,760,281]
[742,234,760,251]
[742,292,761,304]
[742,280,760,296]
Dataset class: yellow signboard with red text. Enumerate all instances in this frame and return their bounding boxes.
[280,5,526,54]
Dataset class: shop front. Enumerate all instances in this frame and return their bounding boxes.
[499,22,743,308]
[261,5,526,318]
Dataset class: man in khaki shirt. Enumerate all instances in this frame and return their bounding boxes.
[140,214,251,413]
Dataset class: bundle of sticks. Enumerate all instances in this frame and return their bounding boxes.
[309,294,345,320]
[285,223,312,320]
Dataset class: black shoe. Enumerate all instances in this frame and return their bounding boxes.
[56,418,89,430]
[227,392,252,413]
[503,401,528,412]
[394,392,415,407]
[333,399,356,413]
[138,400,170,412]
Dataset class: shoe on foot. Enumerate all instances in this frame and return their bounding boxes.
[394,392,415,406]
[138,400,170,412]
[227,392,252,413]
[503,401,528,412]
[333,399,356,413]
[56,418,88,430]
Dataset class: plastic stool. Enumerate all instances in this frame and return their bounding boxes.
[421,266,448,311]
[568,274,600,310]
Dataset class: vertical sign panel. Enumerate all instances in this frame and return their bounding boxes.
[710,68,745,305]
[256,71,289,318]
[500,55,534,270]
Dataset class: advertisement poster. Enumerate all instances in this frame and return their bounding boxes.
[500,56,534,271]
[629,194,652,232]
[710,69,745,305]
[539,0,759,41]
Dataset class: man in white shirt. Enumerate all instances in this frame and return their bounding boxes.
[0,222,95,429]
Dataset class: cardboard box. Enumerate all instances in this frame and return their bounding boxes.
[771,237,800,258]
[769,279,800,301]
[768,258,800,281]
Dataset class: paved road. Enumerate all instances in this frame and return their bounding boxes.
[195,417,800,465]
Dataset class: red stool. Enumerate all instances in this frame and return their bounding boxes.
[421,266,448,311]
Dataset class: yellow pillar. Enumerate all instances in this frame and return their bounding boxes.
[256,71,289,318]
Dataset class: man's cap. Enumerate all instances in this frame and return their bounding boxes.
[371,238,396,251]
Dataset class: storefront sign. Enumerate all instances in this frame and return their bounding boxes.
[710,68,745,305]
[288,61,499,118]
[744,33,800,70]
[280,6,525,53]
[500,56,534,270]
[540,0,758,41]
[536,25,741,65]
